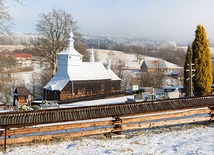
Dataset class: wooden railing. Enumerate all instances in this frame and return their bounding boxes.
[1,95,214,127]
[0,106,213,150]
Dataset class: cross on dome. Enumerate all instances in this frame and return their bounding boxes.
[90,48,95,63]
[68,31,74,47]
[91,48,94,54]
[70,31,74,38]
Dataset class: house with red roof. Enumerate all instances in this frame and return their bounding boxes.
[14,53,32,64]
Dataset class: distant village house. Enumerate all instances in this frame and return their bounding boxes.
[14,53,32,65]
[140,59,182,73]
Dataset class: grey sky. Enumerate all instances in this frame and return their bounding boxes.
[9,0,214,43]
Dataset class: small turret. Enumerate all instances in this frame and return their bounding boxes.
[106,58,111,70]
[90,48,95,63]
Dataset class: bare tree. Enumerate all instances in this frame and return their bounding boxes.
[35,8,84,76]
[0,0,21,33]
[111,57,127,79]
[28,70,52,98]
[0,53,17,103]
[110,57,132,90]
[139,72,165,88]
[135,53,144,64]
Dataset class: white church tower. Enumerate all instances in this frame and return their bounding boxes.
[55,32,83,77]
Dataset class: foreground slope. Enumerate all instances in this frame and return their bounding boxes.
[1,123,214,155]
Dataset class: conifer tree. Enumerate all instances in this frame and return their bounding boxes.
[183,45,192,97]
[192,25,213,96]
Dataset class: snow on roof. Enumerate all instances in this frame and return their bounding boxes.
[44,77,70,91]
[143,59,168,68]
[45,62,120,91]
[107,69,121,81]
[68,62,111,81]
[170,70,181,75]
[59,45,82,56]
[165,61,182,69]
[67,62,121,81]
[141,59,182,69]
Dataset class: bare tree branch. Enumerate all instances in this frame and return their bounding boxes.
[34,8,81,76]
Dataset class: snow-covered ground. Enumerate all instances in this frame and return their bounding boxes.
[59,95,133,108]
[1,96,214,155]
[1,123,214,155]
[95,49,181,70]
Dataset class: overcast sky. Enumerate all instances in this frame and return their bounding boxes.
[9,0,214,43]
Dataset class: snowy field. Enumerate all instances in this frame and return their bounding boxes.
[1,123,214,155]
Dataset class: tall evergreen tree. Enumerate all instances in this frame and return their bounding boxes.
[183,45,193,97]
[192,25,213,96]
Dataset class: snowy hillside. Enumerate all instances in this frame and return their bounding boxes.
[94,49,181,70]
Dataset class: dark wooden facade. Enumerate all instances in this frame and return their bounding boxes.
[44,79,121,101]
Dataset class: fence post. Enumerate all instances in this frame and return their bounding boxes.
[112,116,122,134]
[3,126,7,152]
[209,105,214,121]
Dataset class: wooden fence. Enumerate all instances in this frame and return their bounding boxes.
[0,106,213,150]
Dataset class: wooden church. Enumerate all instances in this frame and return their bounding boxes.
[43,32,121,102]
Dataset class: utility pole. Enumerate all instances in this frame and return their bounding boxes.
[186,63,195,97]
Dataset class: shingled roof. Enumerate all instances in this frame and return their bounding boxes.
[14,87,32,96]
[140,59,182,70]
[14,53,32,58]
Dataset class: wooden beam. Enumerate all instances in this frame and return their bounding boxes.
[210,111,214,115]
[121,108,211,124]
[122,116,211,131]
[209,105,214,110]
[0,127,114,145]
[1,120,113,136]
